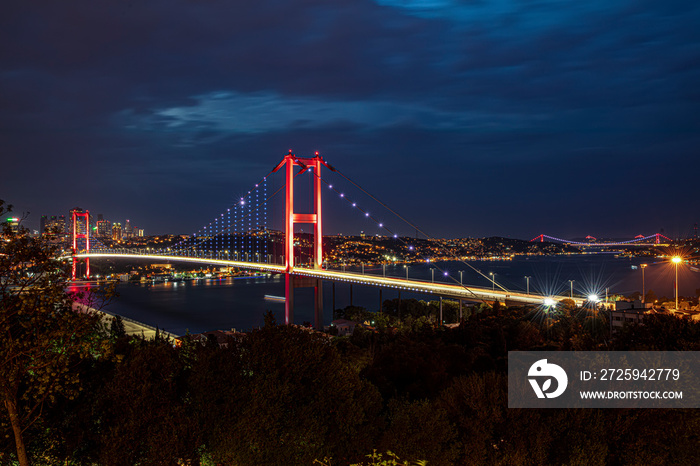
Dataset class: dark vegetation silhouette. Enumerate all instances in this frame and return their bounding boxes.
[2,199,699,465]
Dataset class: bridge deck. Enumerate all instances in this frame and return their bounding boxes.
[74,253,585,306]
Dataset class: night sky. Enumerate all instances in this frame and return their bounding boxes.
[2,1,699,239]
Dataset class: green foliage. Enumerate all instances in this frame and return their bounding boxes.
[89,338,198,465]
[190,323,383,465]
[109,315,126,340]
[379,400,459,465]
[0,200,106,466]
[2,199,698,465]
[362,336,469,400]
[611,313,700,350]
[315,450,427,466]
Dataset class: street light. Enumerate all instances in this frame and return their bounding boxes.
[525,276,531,295]
[640,264,648,303]
[405,265,409,280]
[431,268,435,283]
[489,272,495,291]
[672,256,682,310]
[568,280,575,298]
[459,270,464,285]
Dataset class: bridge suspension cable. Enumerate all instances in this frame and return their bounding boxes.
[165,168,318,261]
[307,165,512,302]
[530,233,672,245]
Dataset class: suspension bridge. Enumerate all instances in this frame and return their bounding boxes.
[70,151,586,329]
[530,233,672,247]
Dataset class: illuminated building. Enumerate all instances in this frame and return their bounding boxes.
[40,214,67,236]
[57,215,66,234]
[97,219,112,238]
[123,219,134,238]
[112,222,122,240]
[4,217,20,234]
[68,207,84,237]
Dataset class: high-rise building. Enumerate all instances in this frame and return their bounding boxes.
[69,207,84,237]
[40,214,67,236]
[123,219,134,238]
[112,222,122,241]
[57,215,66,234]
[97,219,112,238]
[4,216,20,234]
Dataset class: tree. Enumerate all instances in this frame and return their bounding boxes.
[87,338,199,465]
[0,200,104,465]
[378,399,459,465]
[190,319,383,464]
[109,315,126,340]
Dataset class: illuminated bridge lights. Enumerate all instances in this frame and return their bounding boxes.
[80,250,588,306]
[88,252,525,297]
[531,233,673,246]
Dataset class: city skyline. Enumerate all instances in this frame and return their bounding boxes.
[16,202,691,242]
[2,1,699,238]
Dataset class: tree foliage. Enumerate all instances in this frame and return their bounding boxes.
[191,316,383,465]
[0,200,104,465]
[2,201,699,465]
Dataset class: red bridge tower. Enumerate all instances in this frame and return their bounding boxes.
[71,210,90,279]
[272,151,333,326]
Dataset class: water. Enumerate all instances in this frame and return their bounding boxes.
[105,254,700,335]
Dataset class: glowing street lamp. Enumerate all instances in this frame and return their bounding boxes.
[587,294,600,308]
[672,256,682,310]
[489,272,495,291]
[640,263,648,303]
[524,276,531,295]
[568,280,575,298]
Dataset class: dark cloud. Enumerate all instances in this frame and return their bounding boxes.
[1,0,698,238]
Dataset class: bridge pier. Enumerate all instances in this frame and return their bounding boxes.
[284,274,324,330]
[314,280,323,331]
[285,274,294,325]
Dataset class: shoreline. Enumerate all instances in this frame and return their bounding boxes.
[72,302,179,339]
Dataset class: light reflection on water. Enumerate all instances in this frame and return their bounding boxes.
[104,254,698,335]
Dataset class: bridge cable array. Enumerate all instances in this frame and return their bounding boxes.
[309,165,511,304]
